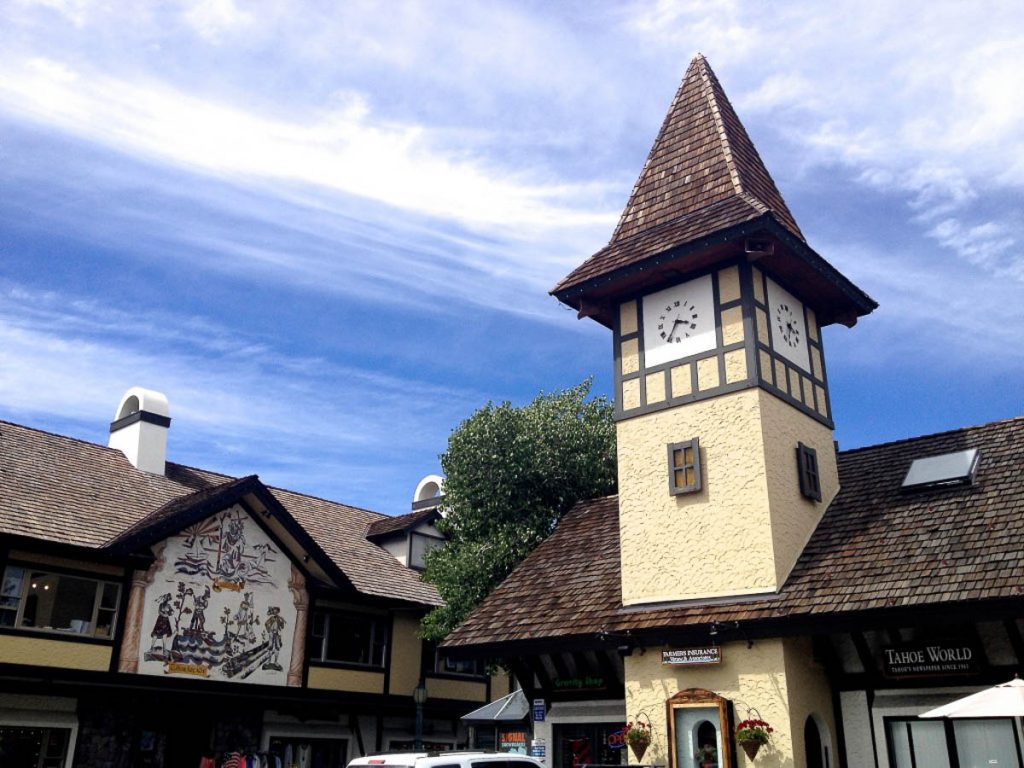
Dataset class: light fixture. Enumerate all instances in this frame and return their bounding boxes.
[413,679,428,751]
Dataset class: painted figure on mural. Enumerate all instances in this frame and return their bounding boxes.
[234,591,257,644]
[150,593,174,653]
[217,514,247,582]
[189,585,212,636]
[263,606,286,671]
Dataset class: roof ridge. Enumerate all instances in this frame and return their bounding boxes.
[267,482,385,518]
[607,59,700,245]
[698,56,745,199]
[0,417,120,453]
[839,414,1024,457]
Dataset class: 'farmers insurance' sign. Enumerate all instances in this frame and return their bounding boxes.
[882,643,979,678]
[662,646,722,666]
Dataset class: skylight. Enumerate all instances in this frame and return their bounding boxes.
[902,448,980,491]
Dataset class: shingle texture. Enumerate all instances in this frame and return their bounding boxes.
[0,420,440,606]
[367,507,440,539]
[554,54,803,296]
[444,416,1024,648]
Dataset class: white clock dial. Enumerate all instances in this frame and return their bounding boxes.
[641,275,716,367]
[765,277,810,372]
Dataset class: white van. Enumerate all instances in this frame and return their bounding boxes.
[347,752,545,768]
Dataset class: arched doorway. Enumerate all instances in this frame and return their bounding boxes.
[804,715,831,768]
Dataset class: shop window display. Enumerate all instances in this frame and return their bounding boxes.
[0,565,120,638]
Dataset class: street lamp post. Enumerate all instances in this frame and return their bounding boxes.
[413,679,428,751]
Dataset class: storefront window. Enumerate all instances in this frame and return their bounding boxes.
[886,718,1021,768]
[0,566,120,639]
[553,723,626,768]
[0,725,71,768]
[267,736,348,768]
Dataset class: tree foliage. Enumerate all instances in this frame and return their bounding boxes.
[420,379,616,641]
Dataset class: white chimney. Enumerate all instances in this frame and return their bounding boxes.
[412,474,445,512]
[108,387,170,475]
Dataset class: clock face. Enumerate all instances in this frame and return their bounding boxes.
[765,277,810,371]
[641,275,716,367]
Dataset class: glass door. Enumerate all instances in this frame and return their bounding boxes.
[886,718,1022,768]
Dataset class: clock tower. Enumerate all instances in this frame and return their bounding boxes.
[552,55,876,606]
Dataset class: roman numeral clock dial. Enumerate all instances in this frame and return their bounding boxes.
[641,274,717,368]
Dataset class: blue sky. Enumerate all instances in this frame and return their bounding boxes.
[1,0,1021,515]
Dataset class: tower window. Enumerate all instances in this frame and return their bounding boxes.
[668,439,701,495]
[797,442,822,501]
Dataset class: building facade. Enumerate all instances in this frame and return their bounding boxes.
[0,388,506,768]
[443,56,1024,768]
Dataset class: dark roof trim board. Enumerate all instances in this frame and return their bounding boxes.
[552,213,877,327]
[366,507,442,541]
[104,474,356,593]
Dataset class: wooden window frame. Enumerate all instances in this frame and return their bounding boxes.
[666,688,733,768]
[668,438,702,495]
[309,609,389,668]
[797,442,822,501]
[1,564,121,640]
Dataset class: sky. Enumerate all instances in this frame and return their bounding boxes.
[1,0,1022,515]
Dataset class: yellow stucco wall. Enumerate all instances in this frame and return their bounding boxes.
[389,613,422,696]
[617,389,775,604]
[781,636,838,768]
[0,634,111,671]
[617,387,838,604]
[624,638,834,768]
[758,390,839,588]
[426,676,487,702]
[490,671,511,699]
[307,665,385,693]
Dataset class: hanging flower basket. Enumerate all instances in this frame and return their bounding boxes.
[739,740,761,761]
[735,716,773,762]
[625,712,653,762]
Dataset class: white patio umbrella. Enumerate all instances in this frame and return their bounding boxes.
[921,678,1024,718]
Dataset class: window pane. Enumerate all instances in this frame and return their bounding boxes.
[22,572,96,632]
[312,612,326,638]
[909,721,952,768]
[100,582,120,610]
[96,609,117,638]
[685,468,695,486]
[954,719,1018,768]
[410,535,443,570]
[323,613,385,665]
[672,449,683,468]
[674,470,685,487]
[887,721,912,768]
[684,447,693,464]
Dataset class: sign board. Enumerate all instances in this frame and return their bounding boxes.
[552,676,606,691]
[499,731,528,755]
[662,646,722,666]
[607,727,627,750]
[882,643,979,678]
[530,740,546,759]
[533,699,546,722]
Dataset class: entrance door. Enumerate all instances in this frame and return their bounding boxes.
[553,723,626,768]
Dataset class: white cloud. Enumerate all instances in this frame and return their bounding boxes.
[0,56,614,236]
[0,282,485,506]
[181,0,253,41]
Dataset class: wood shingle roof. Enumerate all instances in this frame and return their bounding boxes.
[554,54,802,297]
[443,416,1024,651]
[0,419,441,606]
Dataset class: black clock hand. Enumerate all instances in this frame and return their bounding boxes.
[666,318,683,341]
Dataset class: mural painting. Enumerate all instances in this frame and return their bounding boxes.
[136,504,297,685]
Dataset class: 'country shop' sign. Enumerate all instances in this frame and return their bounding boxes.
[882,643,979,678]
[662,646,722,666]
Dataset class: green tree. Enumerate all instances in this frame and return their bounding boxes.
[420,379,616,641]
